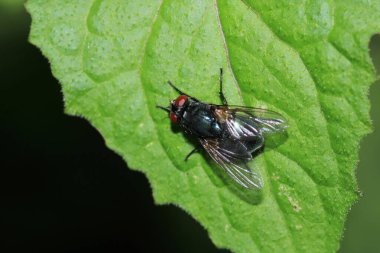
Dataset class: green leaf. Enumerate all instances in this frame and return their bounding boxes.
[26,0,379,252]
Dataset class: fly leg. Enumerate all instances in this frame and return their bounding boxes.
[219,68,228,105]
[156,105,170,112]
[167,81,199,101]
[184,147,200,161]
[167,81,190,97]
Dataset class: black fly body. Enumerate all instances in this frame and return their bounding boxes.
[157,69,288,190]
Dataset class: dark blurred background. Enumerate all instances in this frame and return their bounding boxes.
[0,2,379,253]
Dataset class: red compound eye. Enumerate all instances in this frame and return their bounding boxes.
[174,95,187,107]
[170,112,178,123]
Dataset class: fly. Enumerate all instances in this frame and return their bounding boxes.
[157,69,288,190]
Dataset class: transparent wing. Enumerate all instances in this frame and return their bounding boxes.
[214,105,288,140]
[200,138,263,190]
[230,106,288,134]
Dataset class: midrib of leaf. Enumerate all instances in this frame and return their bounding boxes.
[213,2,302,250]
[212,0,243,100]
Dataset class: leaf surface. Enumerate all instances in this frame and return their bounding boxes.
[27,0,380,252]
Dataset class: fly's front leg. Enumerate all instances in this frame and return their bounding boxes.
[167,80,199,102]
[167,80,192,97]
[184,147,200,161]
[219,68,228,105]
[156,105,170,113]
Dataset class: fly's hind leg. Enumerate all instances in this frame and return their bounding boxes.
[219,68,228,105]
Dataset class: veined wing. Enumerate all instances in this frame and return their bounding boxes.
[214,105,288,141]
[200,138,263,190]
